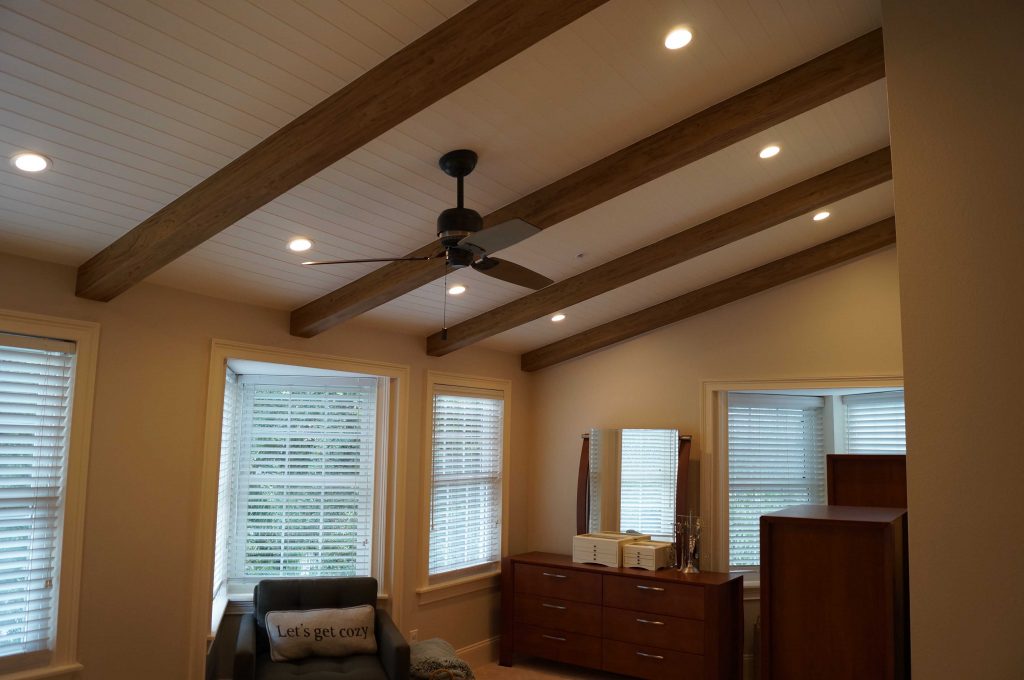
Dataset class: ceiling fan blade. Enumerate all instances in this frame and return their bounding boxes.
[458,218,541,255]
[472,257,553,289]
[302,255,436,266]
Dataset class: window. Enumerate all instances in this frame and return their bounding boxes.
[718,387,906,572]
[727,394,826,568]
[213,365,385,600]
[0,314,97,678]
[424,376,509,585]
[843,391,906,454]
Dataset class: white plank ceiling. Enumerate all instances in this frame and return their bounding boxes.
[0,0,890,354]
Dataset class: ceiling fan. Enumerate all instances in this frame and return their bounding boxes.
[302,149,553,290]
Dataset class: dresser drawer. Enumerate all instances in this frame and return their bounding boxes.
[602,606,704,655]
[603,639,705,680]
[603,575,705,619]
[514,595,602,636]
[514,623,603,670]
[515,563,602,604]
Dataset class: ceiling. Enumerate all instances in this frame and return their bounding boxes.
[0,0,890,354]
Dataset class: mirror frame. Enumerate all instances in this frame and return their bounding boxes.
[576,432,693,535]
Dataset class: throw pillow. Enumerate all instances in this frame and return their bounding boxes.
[265,605,377,662]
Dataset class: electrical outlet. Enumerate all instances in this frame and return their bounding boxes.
[409,629,418,642]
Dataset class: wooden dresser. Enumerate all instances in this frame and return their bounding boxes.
[760,505,910,680]
[500,552,742,679]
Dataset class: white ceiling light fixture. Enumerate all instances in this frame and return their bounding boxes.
[288,237,313,252]
[11,152,51,173]
[447,284,466,296]
[758,145,781,159]
[664,27,693,50]
[551,313,566,322]
[813,211,831,221]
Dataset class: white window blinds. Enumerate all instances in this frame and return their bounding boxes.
[428,389,503,577]
[843,390,906,454]
[619,429,678,541]
[727,394,825,567]
[587,432,602,534]
[0,333,75,667]
[227,376,379,590]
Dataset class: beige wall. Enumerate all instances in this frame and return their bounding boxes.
[0,252,530,680]
[526,247,904,660]
[882,2,1024,677]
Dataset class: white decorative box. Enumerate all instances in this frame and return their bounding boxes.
[572,531,651,567]
[622,540,675,571]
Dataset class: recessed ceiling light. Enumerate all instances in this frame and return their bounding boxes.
[759,145,781,159]
[448,284,466,296]
[11,152,51,173]
[551,313,566,322]
[664,27,693,50]
[813,211,831,221]
[288,237,313,252]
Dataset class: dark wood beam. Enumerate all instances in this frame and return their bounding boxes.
[290,29,885,337]
[74,0,609,301]
[427,148,891,355]
[520,218,897,372]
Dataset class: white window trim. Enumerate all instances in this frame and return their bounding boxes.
[416,371,510,604]
[699,375,903,598]
[0,309,100,680]
[190,340,410,680]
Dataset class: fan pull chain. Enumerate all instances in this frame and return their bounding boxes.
[441,255,449,340]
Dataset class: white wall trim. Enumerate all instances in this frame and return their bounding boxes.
[188,339,411,680]
[418,372,511,601]
[0,309,100,679]
[458,636,501,668]
[743,653,755,680]
[699,375,903,573]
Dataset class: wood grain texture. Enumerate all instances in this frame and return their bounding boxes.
[760,506,909,680]
[521,218,897,371]
[827,454,908,507]
[427,148,891,355]
[502,552,743,678]
[290,29,886,337]
[74,0,609,301]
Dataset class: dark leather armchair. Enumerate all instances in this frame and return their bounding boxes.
[234,577,409,680]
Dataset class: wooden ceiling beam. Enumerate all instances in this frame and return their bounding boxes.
[74,0,609,301]
[520,218,897,372]
[426,148,891,356]
[290,29,886,337]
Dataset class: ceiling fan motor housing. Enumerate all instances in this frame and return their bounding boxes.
[437,206,483,248]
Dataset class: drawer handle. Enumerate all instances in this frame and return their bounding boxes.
[635,585,665,592]
[636,651,665,661]
[542,634,567,642]
[542,572,568,579]
[636,618,664,626]
[542,603,568,610]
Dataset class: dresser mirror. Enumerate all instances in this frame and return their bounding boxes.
[576,428,691,541]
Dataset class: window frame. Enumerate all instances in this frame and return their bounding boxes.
[0,309,100,680]
[699,376,902,598]
[192,340,410,680]
[416,371,510,604]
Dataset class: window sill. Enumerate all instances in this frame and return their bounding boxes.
[742,577,761,601]
[416,571,500,605]
[0,662,84,680]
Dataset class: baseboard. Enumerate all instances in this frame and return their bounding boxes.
[457,635,500,667]
[744,653,755,680]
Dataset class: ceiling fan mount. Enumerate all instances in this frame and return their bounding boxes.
[303,149,553,291]
[436,149,483,253]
